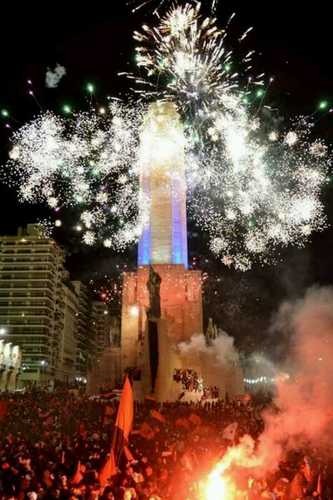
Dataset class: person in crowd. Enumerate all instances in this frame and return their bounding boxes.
[0,389,332,499]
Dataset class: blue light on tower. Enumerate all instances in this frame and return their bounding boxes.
[137,101,188,269]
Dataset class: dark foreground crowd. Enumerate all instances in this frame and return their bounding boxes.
[0,390,333,499]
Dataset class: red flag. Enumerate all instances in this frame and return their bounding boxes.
[175,417,190,429]
[112,376,133,461]
[189,413,202,426]
[72,461,84,485]
[150,409,166,423]
[0,400,8,420]
[99,453,116,487]
[124,446,135,462]
[144,394,156,401]
[139,421,155,440]
[99,376,134,485]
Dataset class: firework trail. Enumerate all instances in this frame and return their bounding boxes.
[128,0,221,15]
[127,0,172,14]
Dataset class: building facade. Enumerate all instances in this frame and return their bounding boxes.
[87,303,121,393]
[0,225,93,387]
[72,281,93,378]
[91,301,112,357]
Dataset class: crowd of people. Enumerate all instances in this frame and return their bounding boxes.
[172,369,219,400]
[0,388,333,499]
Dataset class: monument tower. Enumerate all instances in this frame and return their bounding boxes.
[121,101,244,400]
[121,101,203,400]
[137,101,188,268]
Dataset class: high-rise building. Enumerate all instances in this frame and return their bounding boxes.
[72,281,93,378]
[0,224,66,386]
[91,300,111,356]
[0,225,93,387]
[86,303,122,392]
[57,280,79,383]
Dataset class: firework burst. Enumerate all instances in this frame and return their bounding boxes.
[2,2,331,270]
[188,111,329,270]
[4,101,148,251]
[126,1,261,132]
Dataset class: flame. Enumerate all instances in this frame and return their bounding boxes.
[205,474,229,499]
[201,435,265,499]
[203,466,236,499]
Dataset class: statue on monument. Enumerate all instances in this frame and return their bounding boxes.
[206,317,218,345]
[146,266,161,320]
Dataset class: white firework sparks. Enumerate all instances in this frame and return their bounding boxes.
[127,0,171,14]
[126,2,262,129]
[188,109,329,270]
[2,3,331,270]
[83,231,96,246]
[4,101,147,250]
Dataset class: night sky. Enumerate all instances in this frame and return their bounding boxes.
[0,1,332,357]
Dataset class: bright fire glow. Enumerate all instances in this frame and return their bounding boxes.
[204,468,235,499]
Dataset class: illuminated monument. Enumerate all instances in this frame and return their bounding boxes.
[121,101,243,400]
[137,101,188,268]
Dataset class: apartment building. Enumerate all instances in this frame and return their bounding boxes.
[91,300,111,357]
[0,225,93,387]
[0,224,65,385]
[72,281,94,377]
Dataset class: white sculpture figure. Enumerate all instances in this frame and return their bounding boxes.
[0,340,4,368]
[7,345,22,392]
[0,342,12,392]
[0,340,4,392]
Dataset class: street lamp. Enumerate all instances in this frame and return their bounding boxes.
[0,327,7,336]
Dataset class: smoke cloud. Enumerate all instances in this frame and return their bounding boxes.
[45,63,66,88]
[258,286,333,468]
[178,329,240,367]
[221,286,333,475]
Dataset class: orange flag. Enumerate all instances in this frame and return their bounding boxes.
[124,445,135,462]
[72,461,84,485]
[113,376,134,447]
[99,453,116,487]
[139,421,155,440]
[99,375,134,485]
[150,409,166,423]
